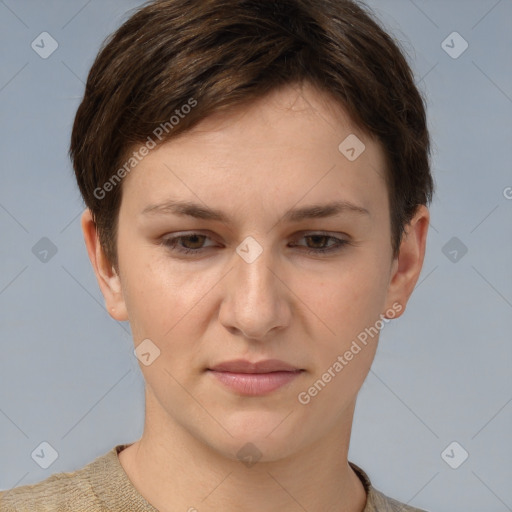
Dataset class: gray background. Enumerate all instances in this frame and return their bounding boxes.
[0,1,511,511]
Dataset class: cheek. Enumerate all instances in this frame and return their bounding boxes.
[292,256,391,393]
[298,258,389,335]
[118,241,218,343]
[295,270,385,411]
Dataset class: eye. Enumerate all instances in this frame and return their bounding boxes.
[161,233,216,255]
[290,232,349,255]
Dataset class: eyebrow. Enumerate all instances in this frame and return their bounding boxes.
[141,199,370,222]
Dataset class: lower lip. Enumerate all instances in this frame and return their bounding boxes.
[207,370,303,395]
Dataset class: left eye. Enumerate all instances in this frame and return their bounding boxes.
[290,233,348,254]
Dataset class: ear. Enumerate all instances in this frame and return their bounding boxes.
[383,205,430,319]
[81,208,128,322]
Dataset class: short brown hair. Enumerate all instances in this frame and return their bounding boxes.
[70,0,434,270]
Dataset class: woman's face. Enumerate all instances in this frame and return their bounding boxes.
[103,83,416,461]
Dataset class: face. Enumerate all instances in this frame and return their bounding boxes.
[84,82,427,462]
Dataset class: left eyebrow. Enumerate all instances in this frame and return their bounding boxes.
[141,199,370,222]
[282,200,370,222]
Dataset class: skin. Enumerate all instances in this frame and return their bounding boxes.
[82,82,429,512]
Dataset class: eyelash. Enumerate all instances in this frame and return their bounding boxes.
[161,232,349,256]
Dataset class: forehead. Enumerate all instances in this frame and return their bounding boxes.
[119,83,388,218]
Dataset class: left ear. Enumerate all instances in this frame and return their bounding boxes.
[383,205,430,318]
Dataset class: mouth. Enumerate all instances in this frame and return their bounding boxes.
[206,359,305,396]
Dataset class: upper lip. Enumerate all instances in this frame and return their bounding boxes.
[208,359,302,373]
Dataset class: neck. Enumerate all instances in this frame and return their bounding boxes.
[118,391,367,512]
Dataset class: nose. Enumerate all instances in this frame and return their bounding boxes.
[218,242,291,340]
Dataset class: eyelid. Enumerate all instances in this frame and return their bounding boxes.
[295,229,348,239]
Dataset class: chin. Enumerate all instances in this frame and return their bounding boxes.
[202,419,307,464]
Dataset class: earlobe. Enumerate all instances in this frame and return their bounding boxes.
[80,209,129,322]
[384,205,430,318]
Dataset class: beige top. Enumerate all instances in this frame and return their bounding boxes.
[0,444,429,511]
